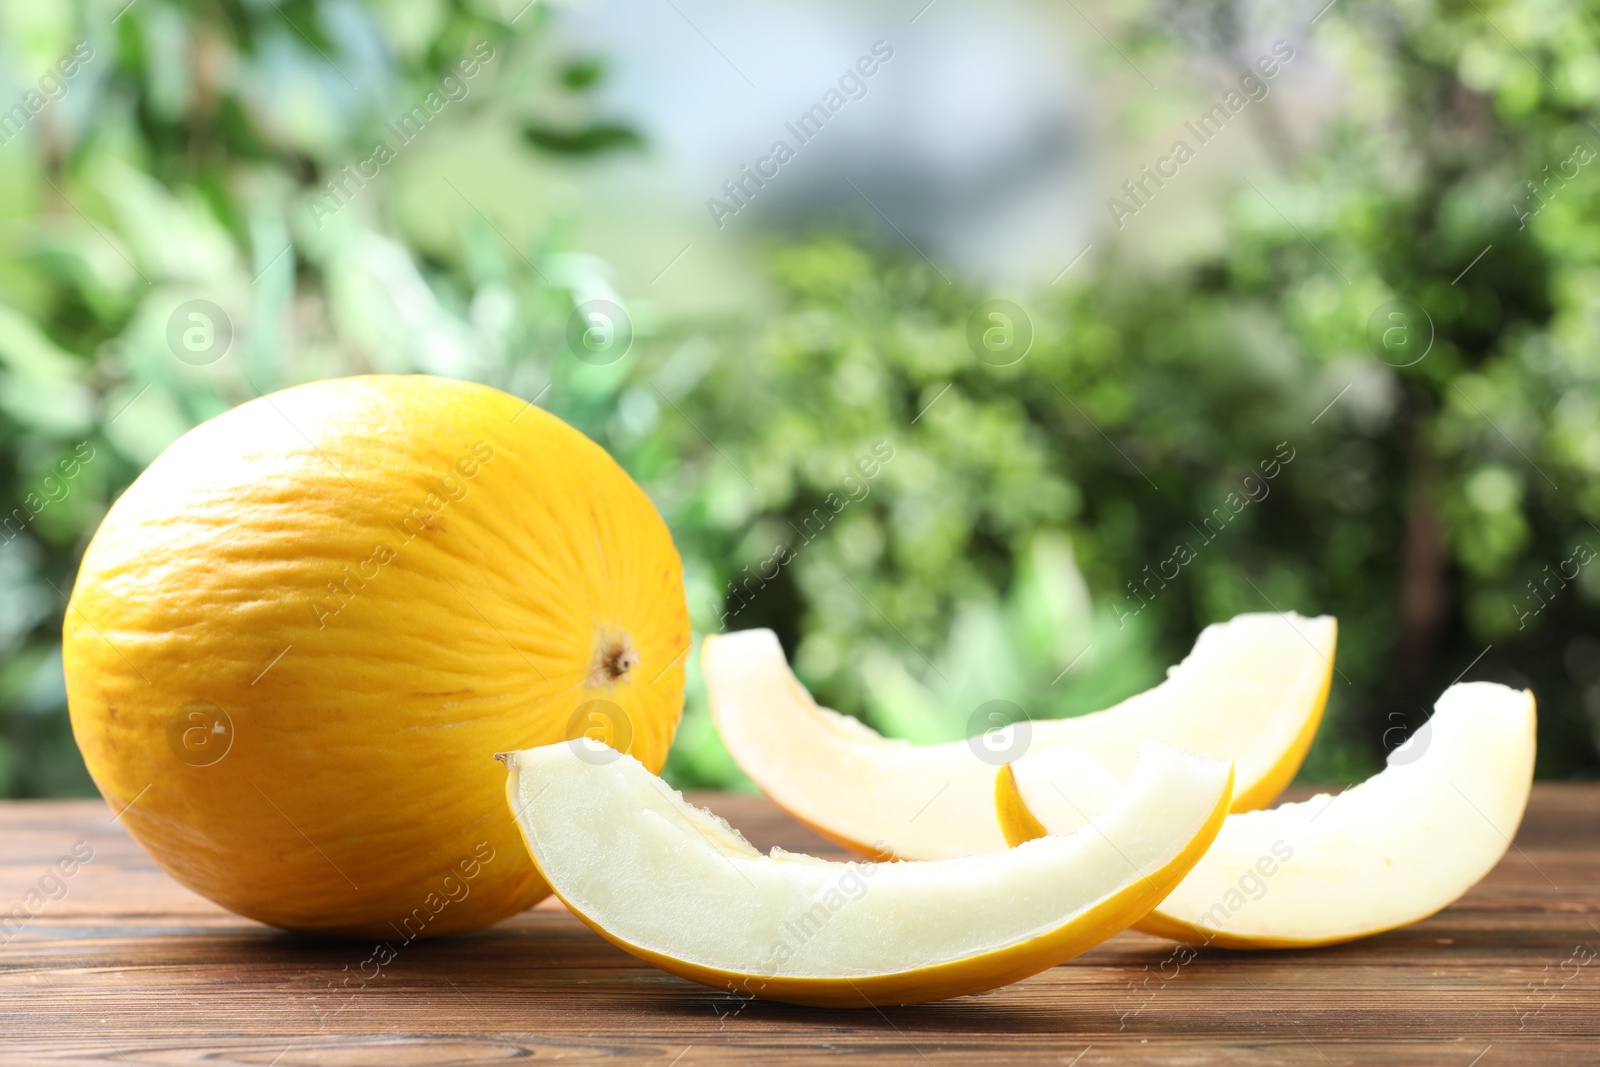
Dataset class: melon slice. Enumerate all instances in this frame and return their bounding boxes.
[703,612,1333,860]
[500,740,1233,1007]
[998,681,1536,948]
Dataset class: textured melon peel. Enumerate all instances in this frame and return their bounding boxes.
[703,612,1333,861]
[502,739,1234,1007]
[64,374,688,937]
[997,682,1537,949]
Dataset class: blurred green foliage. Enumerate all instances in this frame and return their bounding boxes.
[1,0,1596,799]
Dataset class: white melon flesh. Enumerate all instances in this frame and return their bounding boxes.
[703,612,1333,860]
[1005,681,1537,948]
[500,740,1233,1006]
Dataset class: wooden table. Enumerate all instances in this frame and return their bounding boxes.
[2,786,1597,1065]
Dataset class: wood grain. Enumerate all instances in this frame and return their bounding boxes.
[1,786,1596,1066]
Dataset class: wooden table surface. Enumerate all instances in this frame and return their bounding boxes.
[2,786,1597,1066]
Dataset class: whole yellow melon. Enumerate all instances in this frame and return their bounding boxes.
[64,375,688,937]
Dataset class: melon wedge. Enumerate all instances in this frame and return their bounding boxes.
[703,612,1333,860]
[997,681,1536,948]
[500,740,1233,1007]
